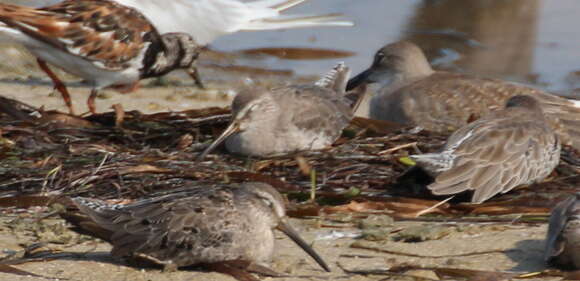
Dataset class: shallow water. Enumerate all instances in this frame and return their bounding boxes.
[6,0,580,97]
[214,0,580,95]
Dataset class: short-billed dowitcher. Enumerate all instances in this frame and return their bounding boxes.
[545,193,580,269]
[410,95,560,204]
[197,62,353,159]
[67,182,330,272]
[0,0,202,114]
[347,41,580,149]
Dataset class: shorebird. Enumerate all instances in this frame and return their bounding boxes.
[347,41,580,150]
[197,62,353,159]
[65,182,331,273]
[410,95,560,204]
[545,193,580,269]
[0,0,203,115]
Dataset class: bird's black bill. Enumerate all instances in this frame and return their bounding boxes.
[196,122,239,162]
[277,219,331,272]
[346,68,373,91]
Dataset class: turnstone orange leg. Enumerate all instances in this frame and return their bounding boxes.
[87,90,98,115]
[36,58,75,115]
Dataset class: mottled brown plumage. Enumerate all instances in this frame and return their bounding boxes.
[545,194,580,269]
[198,62,353,159]
[0,0,203,114]
[66,182,330,272]
[411,95,560,203]
[0,0,153,69]
[348,41,580,150]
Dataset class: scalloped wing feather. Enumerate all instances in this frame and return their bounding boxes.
[280,85,353,144]
[427,108,558,203]
[388,71,580,151]
[73,186,244,263]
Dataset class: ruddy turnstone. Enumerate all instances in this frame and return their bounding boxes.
[545,193,580,269]
[66,182,330,273]
[410,95,560,204]
[347,41,580,150]
[197,62,352,159]
[0,0,203,114]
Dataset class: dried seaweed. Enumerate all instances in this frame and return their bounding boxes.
[0,95,578,220]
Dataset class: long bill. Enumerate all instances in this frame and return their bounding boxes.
[345,68,373,91]
[276,219,331,272]
[196,121,240,162]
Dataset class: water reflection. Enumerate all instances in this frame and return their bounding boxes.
[3,0,580,95]
[402,0,539,82]
[216,0,579,94]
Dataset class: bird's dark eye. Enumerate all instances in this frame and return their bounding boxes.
[373,51,385,64]
[261,198,273,207]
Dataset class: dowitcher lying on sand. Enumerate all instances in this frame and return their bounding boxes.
[347,41,580,150]
[197,62,353,159]
[411,95,560,204]
[65,182,330,273]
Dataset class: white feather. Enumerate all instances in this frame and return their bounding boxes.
[0,24,142,89]
[40,0,352,45]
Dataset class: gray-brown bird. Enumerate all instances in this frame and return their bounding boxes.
[545,193,580,269]
[198,62,353,159]
[347,41,580,150]
[410,95,560,204]
[66,182,330,273]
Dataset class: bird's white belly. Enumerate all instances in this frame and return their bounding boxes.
[28,44,140,88]
[0,26,140,88]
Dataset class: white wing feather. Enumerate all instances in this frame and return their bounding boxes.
[31,0,352,45]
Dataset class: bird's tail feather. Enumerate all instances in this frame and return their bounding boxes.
[410,153,452,176]
[248,0,306,11]
[315,62,350,95]
[242,13,353,30]
[70,197,123,232]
